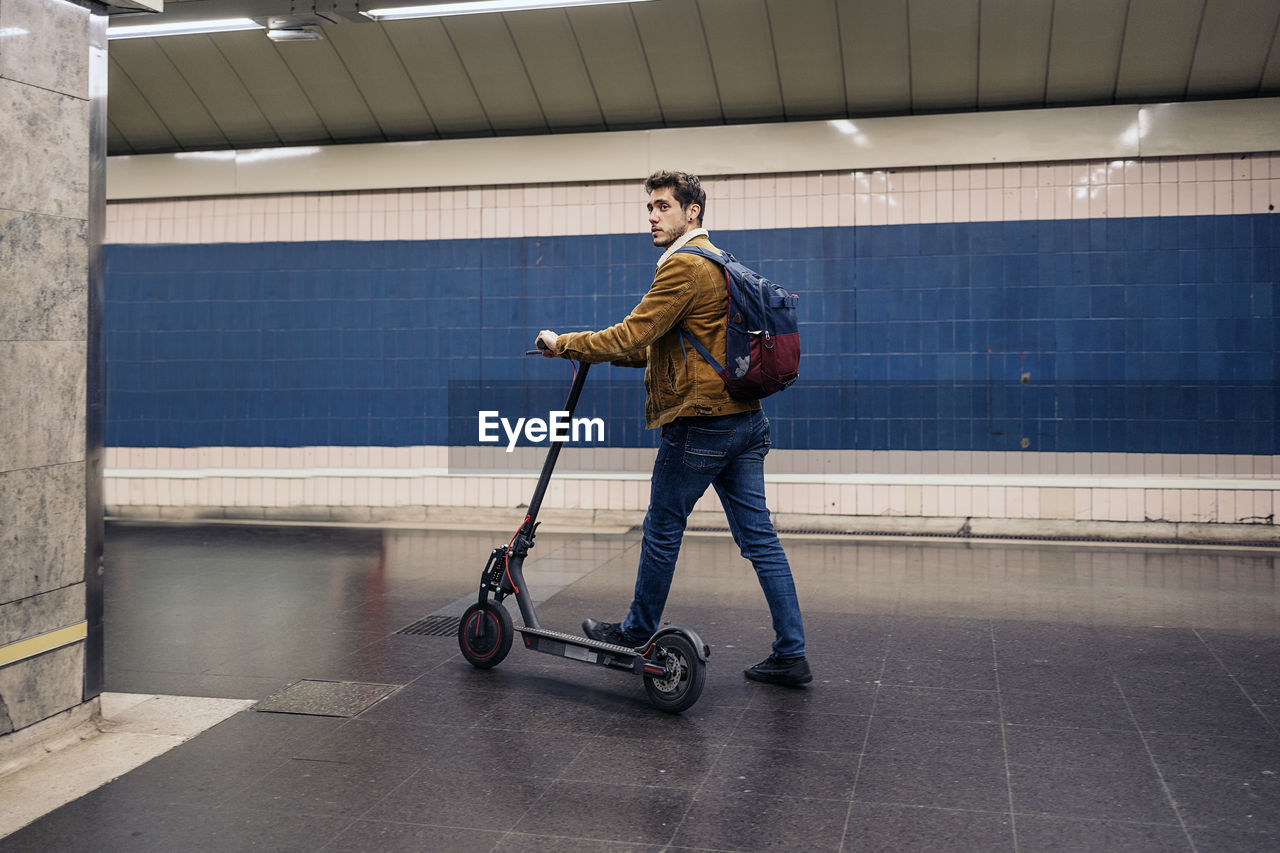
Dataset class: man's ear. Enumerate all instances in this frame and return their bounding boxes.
[687,203,701,223]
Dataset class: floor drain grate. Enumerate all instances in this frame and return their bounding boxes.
[255,680,397,718]
[396,615,461,637]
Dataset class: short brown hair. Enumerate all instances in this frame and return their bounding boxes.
[644,170,706,225]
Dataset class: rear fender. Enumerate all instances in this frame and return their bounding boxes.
[648,625,710,662]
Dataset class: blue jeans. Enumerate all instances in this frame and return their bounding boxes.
[620,410,806,658]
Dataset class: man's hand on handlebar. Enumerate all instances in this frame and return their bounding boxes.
[535,330,559,357]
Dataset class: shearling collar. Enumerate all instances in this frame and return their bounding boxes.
[657,227,710,268]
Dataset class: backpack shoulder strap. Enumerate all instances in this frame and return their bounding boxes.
[673,245,731,374]
[675,245,733,267]
[678,327,723,374]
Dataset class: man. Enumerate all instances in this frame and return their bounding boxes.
[535,170,810,687]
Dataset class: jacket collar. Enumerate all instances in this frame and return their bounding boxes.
[657,227,710,268]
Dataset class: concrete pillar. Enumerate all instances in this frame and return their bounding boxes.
[0,0,106,737]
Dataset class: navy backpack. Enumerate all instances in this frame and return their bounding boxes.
[675,246,800,401]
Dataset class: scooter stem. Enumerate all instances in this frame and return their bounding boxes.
[521,361,590,529]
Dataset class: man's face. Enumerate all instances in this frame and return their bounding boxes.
[647,187,698,248]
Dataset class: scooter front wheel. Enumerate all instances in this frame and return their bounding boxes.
[643,633,706,713]
[458,602,513,669]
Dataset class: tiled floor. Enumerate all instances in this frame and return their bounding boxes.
[5,523,1279,852]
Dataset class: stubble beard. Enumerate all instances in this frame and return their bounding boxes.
[652,221,690,248]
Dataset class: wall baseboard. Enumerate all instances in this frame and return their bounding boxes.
[105,505,1278,548]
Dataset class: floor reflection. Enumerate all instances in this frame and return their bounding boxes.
[14,522,1272,852]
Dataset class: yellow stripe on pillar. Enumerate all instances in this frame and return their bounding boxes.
[0,622,89,667]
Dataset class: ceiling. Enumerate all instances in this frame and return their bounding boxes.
[106,0,1280,157]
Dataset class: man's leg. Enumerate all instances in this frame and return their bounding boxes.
[618,418,725,640]
[712,412,808,677]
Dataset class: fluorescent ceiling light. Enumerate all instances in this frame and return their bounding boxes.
[107,17,263,40]
[173,151,237,162]
[267,28,325,42]
[171,147,323,164]
[236,147,324,164]
[364,0,653,22]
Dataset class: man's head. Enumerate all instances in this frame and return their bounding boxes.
[644,170,705,248]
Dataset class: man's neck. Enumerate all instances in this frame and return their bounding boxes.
[657,227,709,267]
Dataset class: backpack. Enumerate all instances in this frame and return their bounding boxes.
[674,246,800,401]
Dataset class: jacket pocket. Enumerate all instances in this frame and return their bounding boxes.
[683,426,734,472]
[662,354,678,394]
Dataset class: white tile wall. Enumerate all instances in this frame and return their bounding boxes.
[107,445,1280,524]
[106,153,1280,245]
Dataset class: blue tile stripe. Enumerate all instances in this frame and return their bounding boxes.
[104,215,1279,453]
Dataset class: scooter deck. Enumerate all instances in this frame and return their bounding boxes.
[516,625,644,668]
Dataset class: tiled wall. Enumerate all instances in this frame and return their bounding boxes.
[103,220,1276,454]
[107,156,1280,243]
[102,154,1279,529]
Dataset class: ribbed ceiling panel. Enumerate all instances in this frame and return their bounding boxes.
[104,0,1280,156]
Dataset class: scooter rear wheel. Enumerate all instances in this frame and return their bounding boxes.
[458,602,513,669]
[643,633,705,713]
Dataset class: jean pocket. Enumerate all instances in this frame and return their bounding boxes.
[683,426,734,472]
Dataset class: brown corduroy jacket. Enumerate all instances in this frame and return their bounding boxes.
[555,233,760,429]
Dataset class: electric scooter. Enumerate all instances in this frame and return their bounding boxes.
[456,348,709,713]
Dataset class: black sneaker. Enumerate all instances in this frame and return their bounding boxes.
[582,618,643,648]
[745,654,812,686]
